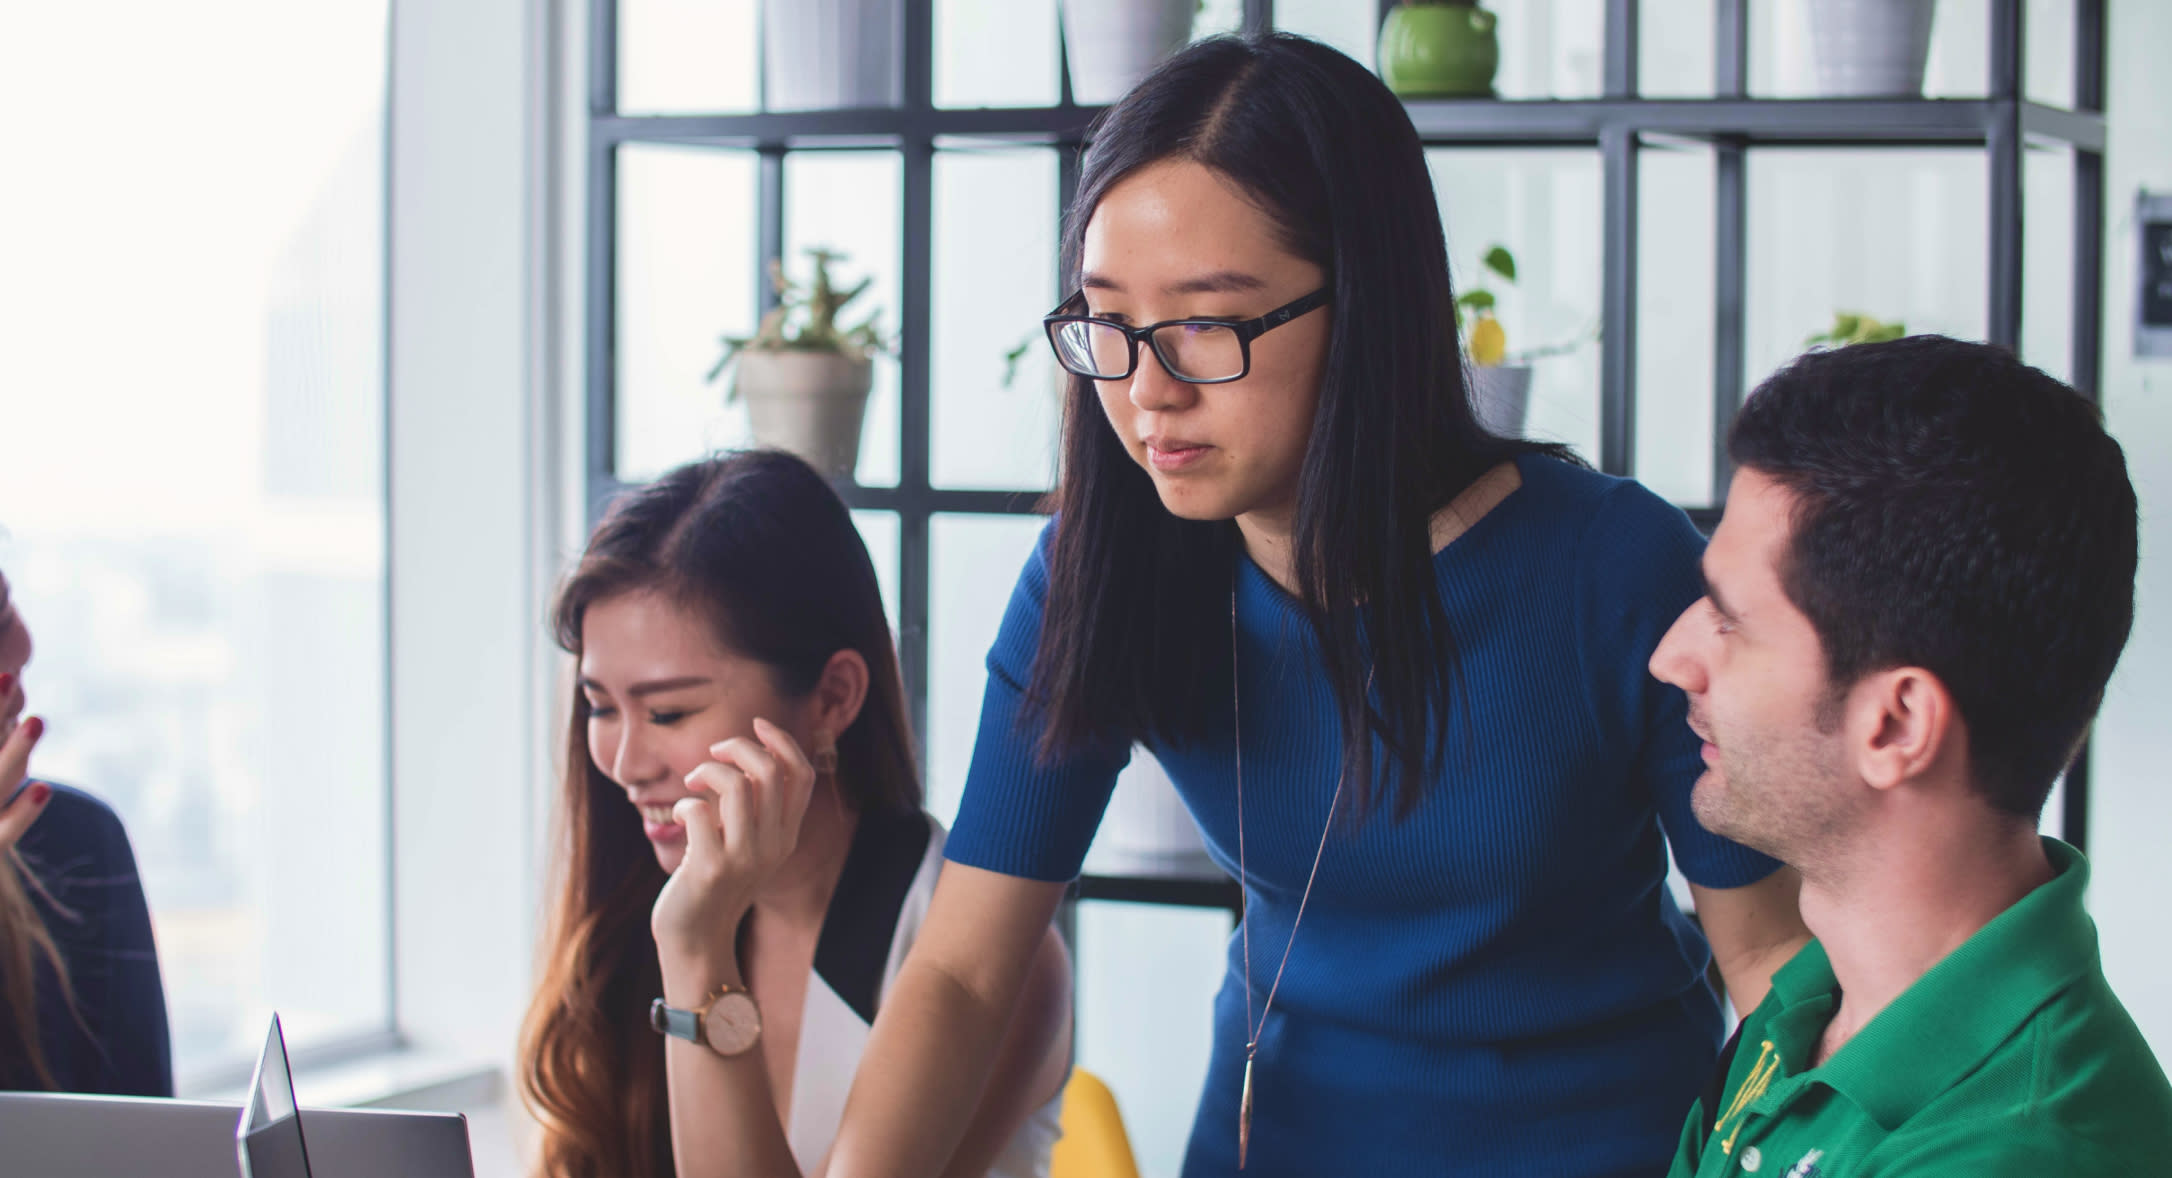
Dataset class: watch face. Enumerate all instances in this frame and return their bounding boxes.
[703,991,762,1057]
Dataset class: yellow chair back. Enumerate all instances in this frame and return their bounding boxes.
[1049,1067,1141,1178]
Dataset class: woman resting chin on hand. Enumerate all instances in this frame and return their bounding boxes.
[519,452,1072,1178]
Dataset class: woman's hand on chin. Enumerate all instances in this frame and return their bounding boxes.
[651,717,819,975]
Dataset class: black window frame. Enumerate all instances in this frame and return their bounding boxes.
[584,0,2109,862]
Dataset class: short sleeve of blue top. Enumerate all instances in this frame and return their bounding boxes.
[2,782,174,1097]
[946,455,1780,1178]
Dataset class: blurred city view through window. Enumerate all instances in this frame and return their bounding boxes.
[0,1,391,1087]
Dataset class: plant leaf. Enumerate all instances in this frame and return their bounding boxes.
[1458,289,1496,312]
[1001,336,1033,388]
[1482,246,1516,282]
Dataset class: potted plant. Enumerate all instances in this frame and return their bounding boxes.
[764,0,900,110]
[1805,310,1908,348]
[1806,0,1939,98]
[707,248,888,480]
[1457,244,1531,435]
[1378,0,1501,99]
[1059,0,1197,106]
[1455,244,1598,436]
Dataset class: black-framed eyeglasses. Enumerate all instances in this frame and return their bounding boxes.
[1042,288,1331,384]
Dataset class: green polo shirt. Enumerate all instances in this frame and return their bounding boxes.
[1668,838,2172,1177]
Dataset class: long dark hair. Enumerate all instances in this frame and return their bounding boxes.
[1032,33,1578,820]
[518,450,920,1178]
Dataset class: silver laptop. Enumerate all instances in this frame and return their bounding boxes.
[0,1016,476,1178]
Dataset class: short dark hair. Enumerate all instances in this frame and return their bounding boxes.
[1730,335,2137,819]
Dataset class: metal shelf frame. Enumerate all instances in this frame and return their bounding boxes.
[585,0,2109,857]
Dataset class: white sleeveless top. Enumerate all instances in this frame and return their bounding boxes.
[785,810,1065,1178]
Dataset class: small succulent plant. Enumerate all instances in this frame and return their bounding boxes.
[707,247,889,397]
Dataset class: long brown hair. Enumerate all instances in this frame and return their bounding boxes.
[1,843,74,1090]
[518,451,922,1178]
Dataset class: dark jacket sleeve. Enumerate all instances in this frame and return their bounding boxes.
[15,783,174,1097]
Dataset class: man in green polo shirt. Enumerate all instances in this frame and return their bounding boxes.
[1649,336,2172,1177]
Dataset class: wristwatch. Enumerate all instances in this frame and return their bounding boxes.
[650,983,763,1057]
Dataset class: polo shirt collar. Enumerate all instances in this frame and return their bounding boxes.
[1782,838,2097,1131]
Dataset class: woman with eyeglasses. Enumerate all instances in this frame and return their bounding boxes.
[824,33,1809,1178]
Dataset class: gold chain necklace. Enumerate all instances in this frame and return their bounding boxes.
[1233,574,1352,1171]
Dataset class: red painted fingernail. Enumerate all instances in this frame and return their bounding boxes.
[29,784,50,806]
[22,717,42,743]
[0,674,14,694]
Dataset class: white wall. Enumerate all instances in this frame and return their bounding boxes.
[2085,0,2172,1060]
[388,0,559,1066]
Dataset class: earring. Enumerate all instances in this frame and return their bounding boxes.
[811,746,839,777]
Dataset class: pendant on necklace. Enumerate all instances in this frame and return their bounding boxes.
[1239,1053,1255,1170]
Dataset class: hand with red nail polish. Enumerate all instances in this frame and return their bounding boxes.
[0,713,49,852]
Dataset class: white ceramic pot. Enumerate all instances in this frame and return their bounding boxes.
[1059,0,1196,106]
[1468,364,1532,437]
[763,0,901,110]
[734,351,875,479]
[1807,0,1939,97]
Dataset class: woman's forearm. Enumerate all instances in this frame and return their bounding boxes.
[821,955,1019,1178]
[822,864,1069,1178]
[661,953,805,1178]
[1690,869,1810,1018]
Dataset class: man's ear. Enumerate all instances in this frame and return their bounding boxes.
[1850,666,1959,794]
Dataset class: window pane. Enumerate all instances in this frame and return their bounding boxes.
[1427,149,1605,465]
[851,510,903,641]
[1074,902,1228,1178]
[928,515,1045,824]
[937,0,1059,108]
[933,148,1062,491]
[614,145,760,483]
[1750,0,1988,98]
[1274,0,1379,68]
[1745,150,1987,393]
[788,152,904,489]
[1637,143,1719,506]
[1192,0,1244,40]
[617,0,759,114]
[1476,0,1607,100]
[0,1,390,1083]
[1639,0,1717,98]
[2023,144,2077,384]
[2027,0,2077,108]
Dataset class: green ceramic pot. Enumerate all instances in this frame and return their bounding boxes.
[1378,4,1500,98]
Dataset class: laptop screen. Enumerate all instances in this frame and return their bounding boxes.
[237,1014,314,1178]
